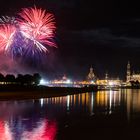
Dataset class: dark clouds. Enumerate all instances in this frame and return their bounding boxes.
[62,28,140,48]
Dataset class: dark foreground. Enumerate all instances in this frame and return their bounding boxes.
[0,85,97,100]
[0,89,140,140]
[57,114,139,140]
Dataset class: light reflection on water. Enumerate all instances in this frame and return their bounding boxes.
[0,120,57,140]
[0,89,140,139]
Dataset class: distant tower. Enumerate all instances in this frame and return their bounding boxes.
[105,72,108,80]
[126,61,131,82]
[62,74,67,81]
[105,72,108,85]
[87,66,96,81]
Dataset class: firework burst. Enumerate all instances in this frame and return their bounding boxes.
[0,6,57,60]
[18,7,56,54]
[0,24,16,52]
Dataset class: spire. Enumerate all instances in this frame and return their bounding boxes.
[127,61,130,68]
[105,72,108,80]
[90,65,93,73]
[62,74,67,81]
[126,61,131,82]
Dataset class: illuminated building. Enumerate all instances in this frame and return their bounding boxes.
[97,72,122,87]
[51,74,73,87]
[62,74,67,81]
[97,79,121,87]
[126,61,140,83]
[87,66,96,83]
[131,72,140,82]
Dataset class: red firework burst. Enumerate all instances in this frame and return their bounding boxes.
[18,7,56,53]
[0,24,16,52]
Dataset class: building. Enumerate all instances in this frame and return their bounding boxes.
[96,73,121,87]
[51,74,73,87]
[131,72,140,82]
[126,61,131,82]
[126,62,140,82]
[87,66,96,83]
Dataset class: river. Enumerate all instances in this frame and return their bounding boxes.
[0,89,140,140]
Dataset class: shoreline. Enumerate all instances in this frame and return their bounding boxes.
[1,85,140,100]
[0,85,98,100]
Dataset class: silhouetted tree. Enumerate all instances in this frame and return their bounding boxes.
[33,73,41,85]
[0,73,42,86]
[23,74,33,85]
[5,74,15,84]
[0,73,4,82]
[16,74,24,85]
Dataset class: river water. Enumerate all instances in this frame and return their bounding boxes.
[0,89,140,140]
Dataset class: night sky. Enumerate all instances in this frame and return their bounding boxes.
[0,0,140,80]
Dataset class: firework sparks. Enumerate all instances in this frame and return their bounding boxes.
[0,6,57,59]
[0,16,18,25]
[0,24,16,52]
[18,7,56,54]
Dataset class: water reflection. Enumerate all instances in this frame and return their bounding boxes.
[0,119,57,140]
[40,89,140,118]
[0,100,57,140]
[1,89,140,139]
[21,120,56,140]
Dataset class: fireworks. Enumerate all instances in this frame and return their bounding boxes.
[0,16,18,25]
[18,7,56,53]
[0,7,56,58]
[0,24,16,52]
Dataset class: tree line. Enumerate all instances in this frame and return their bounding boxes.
[0,73,41,86]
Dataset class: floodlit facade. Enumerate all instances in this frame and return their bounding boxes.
[126,62,140,82]
[87,66,96,83]
[131,74,140,82]
[97,79,122,87]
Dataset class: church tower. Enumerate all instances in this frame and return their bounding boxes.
[87,66,96,81]
[105,72,108,81]
[126,61,131,82]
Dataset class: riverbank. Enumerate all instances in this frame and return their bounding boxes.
[0,85,98,100]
